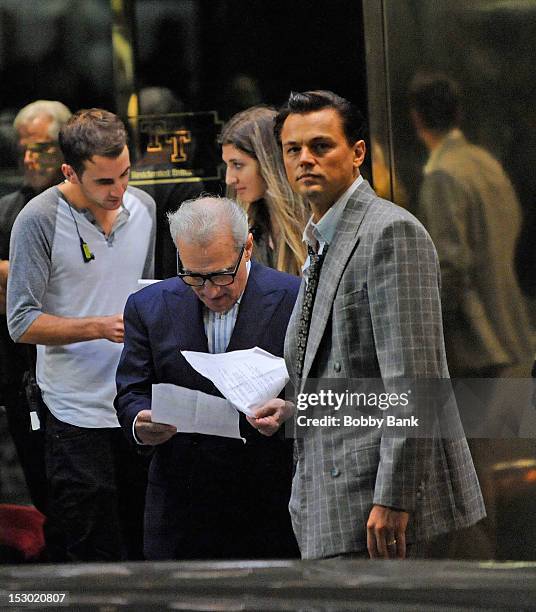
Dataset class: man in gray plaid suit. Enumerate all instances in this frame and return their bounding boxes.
[247,90,485,560]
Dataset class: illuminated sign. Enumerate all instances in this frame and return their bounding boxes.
[129,111,223,185]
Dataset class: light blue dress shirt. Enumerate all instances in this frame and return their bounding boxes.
[302,175,363,281]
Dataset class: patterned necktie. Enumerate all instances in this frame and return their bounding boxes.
[296,244,328,380]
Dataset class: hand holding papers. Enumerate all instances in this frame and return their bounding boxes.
[181,347,289,416]
[135,409,177,445]
[244,397,294,437]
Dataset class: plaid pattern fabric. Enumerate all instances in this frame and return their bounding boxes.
[285,180,485,559]
[295,245,328,380]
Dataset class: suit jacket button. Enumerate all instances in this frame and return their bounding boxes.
[416,491,422,499]
[334,361,341,372]
[331,467,341,478]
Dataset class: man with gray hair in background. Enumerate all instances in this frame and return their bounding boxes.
[0,100,71,517]
[115,195,300,560]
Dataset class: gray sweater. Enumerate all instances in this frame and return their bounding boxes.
[7,185,155,428]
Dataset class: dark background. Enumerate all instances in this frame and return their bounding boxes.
[0,0,368,188]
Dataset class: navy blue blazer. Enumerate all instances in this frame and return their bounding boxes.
[115,261,300,560]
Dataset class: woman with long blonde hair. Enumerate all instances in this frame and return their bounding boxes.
[220,106,307,276]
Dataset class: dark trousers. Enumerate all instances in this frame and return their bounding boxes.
[144,435,299,560]
[44,410,148,562]
[2,384,48,513]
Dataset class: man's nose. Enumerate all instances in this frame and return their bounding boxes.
[110,181,126,197]
[202,281,223,298]
[298,147,314,166]
[23,148,35,166]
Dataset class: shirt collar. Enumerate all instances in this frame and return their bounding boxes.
[303,174,363,253]
[423,128,464,175]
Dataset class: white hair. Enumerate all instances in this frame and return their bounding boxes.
[168,196,248,250]
[14,100,72,140]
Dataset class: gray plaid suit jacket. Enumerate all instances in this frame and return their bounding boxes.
[285,179,486,559]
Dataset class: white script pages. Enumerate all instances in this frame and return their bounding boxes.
[151,384,241,439]
[151,347,289,439]
[181,347,289,416]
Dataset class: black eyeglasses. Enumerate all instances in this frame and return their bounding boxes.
[177,245,245,287]
[20,141,60,159]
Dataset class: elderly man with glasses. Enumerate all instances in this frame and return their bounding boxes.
[115,195,300,561]
[0,100,71,525]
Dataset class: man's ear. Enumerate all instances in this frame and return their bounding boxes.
[62,163,80,184]
[245,232,254,261]
[352,140,366,169]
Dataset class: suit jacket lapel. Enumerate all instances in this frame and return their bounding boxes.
[299,180,376,385]
[227,262,284,352]
[162,280,209,353]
